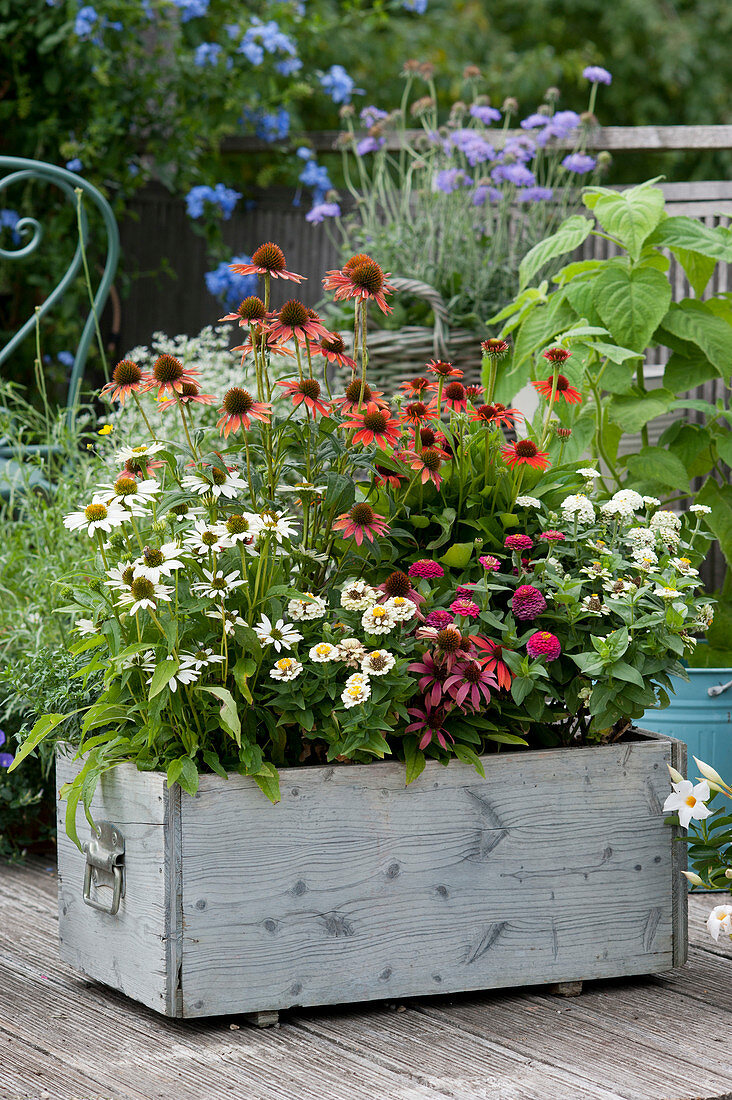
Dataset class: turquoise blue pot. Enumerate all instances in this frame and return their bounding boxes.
[649,668,732,778]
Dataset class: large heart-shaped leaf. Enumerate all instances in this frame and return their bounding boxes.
[659,300,732,376]
[625,446,690,492]
[519,214,594,290]
[593,265,671,353]
[585,183,665,260]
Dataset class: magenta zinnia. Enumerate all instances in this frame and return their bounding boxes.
[408,560,445,580]
[479,554,501,572]
[424,609,453,629]
[526,631,562,661]
[540,529,566,542]
[450,598,480,620]
[505,534,533,552]
[332,503,389,545]
[511,585,547,621]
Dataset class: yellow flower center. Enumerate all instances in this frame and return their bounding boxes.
[278,659,293,671]
[685,795,697,808]
[372,608,386,619]
[84,503,107,521]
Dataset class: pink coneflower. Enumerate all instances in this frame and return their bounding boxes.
[473,638,513,690]
[377,570,425,610]
[409,652,448,707]
[318,332,357,371]
[374,464,404,490]
[332,502,390,545]
[405,704,455,751]
[401,401,437,426]
[158,381,217,412]
[505,534,533,552]
[424,609,453,629]
[408,560,445,580]
[333,379,387,414]
[511,585,547,621]
[403,446,444,488]
[400,376,431,398]
[140,354,199,398]
[276,377,331,417]
[470,403,523,428]
[542,347,571,365]
[481,338,510,359]
[450,597,480,620]
[532,374,582,404]
[438,380,468,414]
[479,554,501,572]
[527,631,562,661]
[540,529,566,542]
[444,660,498,711]
[323,256,394,314]
[426,359,462,379]
[231,242,303,282]
[344,402,402,450]
[101,360,145,405]
[502,440,550,470]
[216,388,271,436]
[219,295,268,327]
[268,300,332,346]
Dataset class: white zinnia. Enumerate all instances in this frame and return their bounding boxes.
[336,638,368,667]
[515,495,542,508]
[625,526,656,549]
[64,500,129,538]
[643,496,661,507]
[341,676,371,708]
[560,494,595,525]
[670,557,698,576]
[361,604,396,635]
[361,650,396,676]
[690,504,712,515]
[662,779,712,829]
[309,642,338,663]
[577,468,601,480]
[254,615,303,652]
[706,905,732,942]
[269,657,303,681]
[288,593,327,621]
[340,578,379,611]
[383,596,416,622]
[650,510,681,532]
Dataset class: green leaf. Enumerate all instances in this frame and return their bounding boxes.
[452,743,486,776]
[404,736,426,785]
[485,732,529,746]
[167,757,199,797]
[585,182,665,260]
[664,350,720,394]
[715,433,732,468]
[648,216,732,263]
[607,390,675,433]
[625,447,690,492]
[593,265,671,353]
[609,660,645,687]
[519,214,594,290]
[439,542,474,569]
[552,259,606,286]
[499,293,577,401]
[148,658,178,700]
[589,340,643,365]
[8,713,70,772]
[232,658,254,704]
[198,685,241,746]
[696,479,732,566]
[660,300,732,375]
[671,248,717,299]
[252,762,281,804]
[202,750,228,779]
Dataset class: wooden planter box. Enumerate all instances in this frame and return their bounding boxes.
[55,729,687,1021]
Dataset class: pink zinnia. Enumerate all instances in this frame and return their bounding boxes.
[526,631,562,661]
[512,585,547,621]
[424,609,453,629]
[479,555,501,572]
[450,598,480,620]
[408,560,445,580]
[505,534,533,552]
[540,530,566,542]
[455,585,475,599]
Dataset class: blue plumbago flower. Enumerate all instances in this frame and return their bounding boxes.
[58,350,75,368]
[239,39,264,65]
[275,57,302,76]
[306,202,341,224]
[299,160,332,193]
[520,113,550,130]
[469,103,501,125]
[356,136,385,156]
[320,64,363,105]
[171,0,210,22]
[472,185,502,206]
[491,163,536,187]
[205,255,259,310]
[194,42,223,66]
[65,158,83,173]
[403,0,428,10]
[582,65,612,85]
[562,153,597,174]
[360,106,389,128]
[254,108,290,142]
[74,5,98,37]
[536,110,581,147]
[0,730,13,770]
[0,209,21,243]
[185,184,242,220]
[516,186,554,202]
[296,146,314,161]
[433,167,470,194]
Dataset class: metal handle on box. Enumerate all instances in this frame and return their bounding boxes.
[708,678,732,698]
[82,820,125,916]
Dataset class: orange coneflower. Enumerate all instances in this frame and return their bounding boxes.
[466,384,484,402]
[216,387,271,437]
[481,338,510,359]
[401,401,438,427]
[323,256,394,315]
[332,502,390,545]
[140,355,200,399]
[158,382,217,413]
[399,376,431,398]
[469,402,523,428]
[101,359,146,405]
[425,359,463,379]
[333,378,387,414]
[344,402,402,450]
[230,242,304,282]
[502,439,550,470]
[374,464,405,490]
[438,380,468,413]
[542,347,571,365]
[219,295,268,328]
[267,300,332,346]
[318,332,357,371]
[532,374,582,404]
[402,446,445,488]
[276,377,331,417]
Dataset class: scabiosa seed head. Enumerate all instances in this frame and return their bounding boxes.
[237,296,267,322]
[383,570,412,597]
[505,534,533,551]
[408,560,445,579]
[251,242,286,273]
[223,387,254,416]
[512,585,547,621]
[112,359,142,385]
[153,354,185,383]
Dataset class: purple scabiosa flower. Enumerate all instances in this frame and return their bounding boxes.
[516,186,554,203]
[361,106,389,128]
[469,103,501,125]
[520,113,550,130]
[473,185,502,206]
[537,110,581,147]
[305,202,340,224]
[562,153,597,174]
[356,136,386,155]
[450,129,495,164]
[433,167,469,194]
[424,609,453,629]
[0,730,13,769]
[491,163,536,187]
[186,183,242,220]
[502,136,536,163]
[511,584,547,621]
[582,65,612,85]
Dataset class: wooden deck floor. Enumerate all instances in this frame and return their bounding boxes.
[0,858,730,1100]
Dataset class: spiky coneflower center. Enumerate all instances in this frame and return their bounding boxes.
[130,577,155,600]
[421,447,441,472]
[445,381,466,402]
[555,374,571,391]
[350,503,375,525]
[322,333,346,354]
[180,382,200,397]
[114,476,138,497]
[121,565,135,585]
[169,503,189,516]
[420,427,436,447]
[436,627,462,653]
[343,252,374,272]
[515,440,539,458]
[112,359,142,385]
[237,295,267,322]
[363,409,389,432]
[278,300,309,327]
[298,378,321,400]
[543,347,571,363]
[476,404,495,421]
[346,379,372,403]
[223,387,254,415]
[252,242,286,272]
[430,360,454,376]
[384,570,411,597]
[481,338,509,358]
[143,547,164,567]
[210,467,228,486]
[348,260,384,294]
[201,530,219,545]
[85,503,107,521]
[227,515,250,534]
[463,662,483,683]
[410,376,429,393]
[153,354,184,383]
[406,401,428,419]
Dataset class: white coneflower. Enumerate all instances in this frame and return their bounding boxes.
[105,562,136,591]
[117,576,173,615]
[181,647,226,672]
[254,615,303,652]
[383,595,415,622]
[270,657,303,681]
[142,654,201,692]
[133,543,188,583]
[73,618,97,636]
[287,593,327,620]
[64,499,128,537]
[361,649,395,676]
[361,604,396,635]
[205,608,245,635]
[341,676,371,708]
[336,637,368,667]
[278,481,326,497]
[340,578,379,611]
[257,510,297,543]
[181,467,248,500]
[309,642,338,663]
[560,494,595,525]
[220,512,261,546]
[116,442,165,465]
[192,569,245,599]
[97,474,161,514]
[185,520,232,556]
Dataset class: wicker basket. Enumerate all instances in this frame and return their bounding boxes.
[331,277,482,394]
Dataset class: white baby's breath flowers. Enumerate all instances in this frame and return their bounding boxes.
[663,778,712,829]
[117,577,173,615]
[182,468,248,500]
[361,650,396,676]
[383,595,416,622]
[515,495,542,508]
[287,593,327,621]
[309,642,339,663]
[650,509,681,532]
[254,615,303,652]
[336,637,368,667]
[192,568,245,599]
[185,520,232,556]
[690,504,712,515]
[643,496,661,508]
[64,499,129,537]
[269,657,303,681]
[706,905,732,942]
[361,604,397,635]
[560,494,595,525]
[341,674,371,708]
[132,543,187,583]
[340,578,379,611]
[257,510,297,543]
